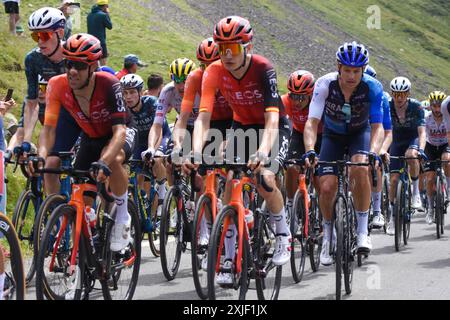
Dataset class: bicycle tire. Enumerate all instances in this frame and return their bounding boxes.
[436,177,444,238]
[148,192,161,258]
[309,192,321,272]
[394,180,404,252]
[403,182,411,245]
[11,189,39,285]
[255,202,282,300]
[290,189,306,283]
[33,194,66,266]
[382,177,390,233]
[101,199,141,300]
[344,197,355,294]
[160,186,183,281]
[334,196,345,300]
[207,205,249,300]
[35,204,85,300]
[191,194,212,300]
[0,212,26,300]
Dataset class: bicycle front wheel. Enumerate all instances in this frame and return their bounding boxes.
[290,189,306,283]
[436,177,445,237]
[381,177,390,233]
[0,213,25,300]
[394,180,404,252]
[207,205,250,300]
[334,196,345,300]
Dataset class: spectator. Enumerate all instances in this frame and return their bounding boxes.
[143,73,164,97]
[87,0,112,66]
[3,0,20,35]
[116,54,147,80]
[58,0,80,40]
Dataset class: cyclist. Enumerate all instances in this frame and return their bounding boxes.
[364,65,392,228]
[186,16,292,285]
[142,58,196,185]
[424,91,450,224]
[303,41,384,265]
[31,33,137,252]
[10,7,81,197]
[441,95,450,201]
[283,70,322,215]
[385,77,426,234]
[120,73,169,215]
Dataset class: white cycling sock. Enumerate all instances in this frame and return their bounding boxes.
[0,272,5,301]
[412,177,420,196]
[113,192,131,224]
[224,224,236,261]
[200,215,209,241]
[323,220,332,242]
[271,208,290,236]
[157,179,167,200]
[372,191,381,214]
[356,210,369,235]
[446,177,450,193]
[427,195,434,209]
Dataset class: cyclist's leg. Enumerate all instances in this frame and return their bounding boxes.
[424,143,438,222]
[285,129,304,209]
[405,139,421,201]
[443,146,450,197]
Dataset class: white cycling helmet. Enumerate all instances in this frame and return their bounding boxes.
[28,7,66,31]
[390,76,411,92]
[38,74,48,85]
[120,74,144,91]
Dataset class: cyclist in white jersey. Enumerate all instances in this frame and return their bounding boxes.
[438,94,450,203]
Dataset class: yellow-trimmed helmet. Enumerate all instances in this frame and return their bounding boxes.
[428,91,446,104]
[169,58,195,83]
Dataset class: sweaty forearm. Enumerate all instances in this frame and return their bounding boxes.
[173,113,189,150]
[38,126,56,160]
[259,118,278,156]
[23,99,39,143]
[101,129,126,165]
[193,116,210,155]
[369,124,384,153]
[303,119,318,151]
[380,130,392,154]
[148,124,162,150]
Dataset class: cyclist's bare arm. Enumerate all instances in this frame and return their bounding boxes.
[258,111,279,156]
[23,98,40,143]
[147,122,163,151]
[303,118,320,152]
[418,126,426,150]
[192,111,211,156]
[38,125,56,160]
[101,124,126,165]
[380,129,392,154]
[369,122,384,153]
[173,111,190,150]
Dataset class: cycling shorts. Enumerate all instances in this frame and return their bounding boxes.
[286,129,322,161]
[423,142,449,172]
[389,138,419,173]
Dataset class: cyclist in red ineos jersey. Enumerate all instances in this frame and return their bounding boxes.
[29,33,137,252]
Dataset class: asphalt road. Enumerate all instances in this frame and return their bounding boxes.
[24,207,450,300]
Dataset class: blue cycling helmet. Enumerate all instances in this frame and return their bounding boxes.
[97,66,116,75]
[336,41,369,67]
[364,65,377,78]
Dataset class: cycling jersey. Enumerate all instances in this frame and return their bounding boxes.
[425,114,447,147]
[308,72,383,135]
[441,96,450,132]
[181,68,233,121]
[281,94,323,134]
[24,47,65,100]
[154,82,198,127]
[382,91,392,130]
[199,54,285,125]
[390,98,424,144]
[45,72,128,138]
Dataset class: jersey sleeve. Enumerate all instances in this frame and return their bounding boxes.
[262,64,281,114]
[154,85,172,125]
[109,80,127,126]
[181,71,201,114]
[44,76,62,127]
[368,79,383,124]
[416,101,425,127]
[24,53,39,100]
[199,64,220,114]
[441,96,450,132]
[308,76,328,120]
[382,92,392,130]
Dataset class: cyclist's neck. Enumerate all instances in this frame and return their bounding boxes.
[394,99,408,110]
[228,53,252,80]
[73,72,96,97]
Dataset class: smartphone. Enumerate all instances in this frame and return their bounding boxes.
[4,88,13,101]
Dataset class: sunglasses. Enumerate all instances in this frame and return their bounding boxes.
[39,84,47,92]
[289,93,309,101]
[392,91,409,98]
[218,43,245,56]
[31,31,54,43]
[65,60,89,71]
[171,74,187,84]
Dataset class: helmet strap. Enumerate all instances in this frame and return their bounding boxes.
[78,65,94,90]
[129,92,142,110]
[233,46,248,72]
[47,32,61,58]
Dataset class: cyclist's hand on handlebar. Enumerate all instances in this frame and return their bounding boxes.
[248,151,269,172]
[141,147,155,165]
[303,150,317,168]
[418,148,428,161]
[26,156,45,176]
[380,152,390,165]
[368,151,381,168]
[90,160,111,183]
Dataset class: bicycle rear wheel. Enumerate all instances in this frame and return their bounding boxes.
[0,213,25,300]
[101,199,141,300]
[12,189,39,284]
[381,177,390,233]
[148,192,161,257]
[255,202,282,300]
[191,194,213,300]
[334,197,345,300]
[160,187,183,281]
[344,197,356,295]
[394,181,404,252]
[290,189,306,283]
[35,204,85,300]
[309,191,322,272]
[207,205,250,300]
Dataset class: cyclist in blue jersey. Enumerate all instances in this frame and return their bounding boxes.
[384,77,426,234]
[303,41,384,265]
[364,65,392,228]
[9,7,81,197]
[120,73,170,215]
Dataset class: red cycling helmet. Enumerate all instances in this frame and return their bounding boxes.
[213,16,253,44]
[62,33,103,64]
[197,37,220,63]
[287,70,315,95]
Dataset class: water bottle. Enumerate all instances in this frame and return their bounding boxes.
[85,206,97,229]
[140,189,150,211]
[245,208,254,230]
[186,200,196,222]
